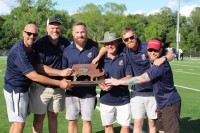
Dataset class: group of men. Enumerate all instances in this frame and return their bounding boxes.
[4,16,181,133]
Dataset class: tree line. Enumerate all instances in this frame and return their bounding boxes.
[0,0,200,52]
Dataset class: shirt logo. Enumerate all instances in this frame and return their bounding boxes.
[141,54,146,60]
[119,60,124,66]
[87,52,93,58]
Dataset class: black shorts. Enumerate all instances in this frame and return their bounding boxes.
[155,101,181,133]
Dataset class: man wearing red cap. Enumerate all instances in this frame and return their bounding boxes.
[105,38,181,133]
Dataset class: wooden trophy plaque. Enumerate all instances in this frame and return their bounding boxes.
[71,64,104,86]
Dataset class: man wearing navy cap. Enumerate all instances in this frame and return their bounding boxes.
[29,16,73,133]
[98,31,133,133]
[106,39,181,133]
[4,23,71,133]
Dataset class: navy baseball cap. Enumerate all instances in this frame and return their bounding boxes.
[47,16,62,25]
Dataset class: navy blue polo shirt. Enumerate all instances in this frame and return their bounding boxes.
[100,52,132,106]
[123,40,153,92]
[62,42,99,98]
[146,61,181,109]
[33,35,70,82]
[4,40,35,93]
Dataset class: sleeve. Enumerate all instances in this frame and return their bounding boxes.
[146,65,164,81]
[62,48,69,69]
[15,47,35,75]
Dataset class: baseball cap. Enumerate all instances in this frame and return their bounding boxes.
[47,16,62,25]
[147,39,162,50]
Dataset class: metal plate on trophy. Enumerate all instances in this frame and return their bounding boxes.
[71,64,104,86]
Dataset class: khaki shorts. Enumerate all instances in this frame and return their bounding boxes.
[4,89,29,122]
[65,96,96,121]
[130,91,157,119]
[100,103,131,126]
[29,82,65,114]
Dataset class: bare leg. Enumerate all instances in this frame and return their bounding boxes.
[82,120,92,133]
[10,122,25,133]
[68,120,78,133]
[32,114,45,133]
[105,125,114,133]
[47,111,58,133]
[148,118,156,133]
[133,119,143,133]
[121,125,130,133]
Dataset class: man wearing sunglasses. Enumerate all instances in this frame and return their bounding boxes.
[29,16,74,133]
[120,28,175,133]
[4,23,71,133]
[105,39,181,133]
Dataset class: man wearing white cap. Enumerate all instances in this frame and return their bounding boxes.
[29,16,74,133]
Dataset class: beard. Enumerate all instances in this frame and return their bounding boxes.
[126,41,137,50]
[74,37,87,46]
[49,33,60,40]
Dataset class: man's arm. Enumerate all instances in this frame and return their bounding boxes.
[92,47,107,64]
[36,64,74,77]
[105,72,150,86]
[25,71,71,89]
[154,51,175,66]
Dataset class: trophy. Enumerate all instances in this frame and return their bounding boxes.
[71,64,104,86]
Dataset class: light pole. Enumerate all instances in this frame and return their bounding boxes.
[176,0,180,60]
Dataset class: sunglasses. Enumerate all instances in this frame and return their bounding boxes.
[24,31,38,37]
[148,49,160,52]
[123,35,135,42]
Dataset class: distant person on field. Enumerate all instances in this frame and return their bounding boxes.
[106,39,181,133]
[4,23,71,133]
[179,49,183,60]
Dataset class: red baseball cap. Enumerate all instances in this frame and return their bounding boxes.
[147,39,162,50]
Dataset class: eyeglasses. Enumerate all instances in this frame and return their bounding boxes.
[123,35,135,42]
[148,49,160,52]
[24,31,38,37]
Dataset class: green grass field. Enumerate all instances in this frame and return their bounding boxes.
[0,57,200,133]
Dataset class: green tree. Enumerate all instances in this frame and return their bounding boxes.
[0,0,71,49]
[187,7,200,51]
[72,3,105,41]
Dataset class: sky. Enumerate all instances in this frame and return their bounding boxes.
[0,0,200,17]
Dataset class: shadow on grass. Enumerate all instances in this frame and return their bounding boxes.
[96,126,123,133]
[180,117,200,133]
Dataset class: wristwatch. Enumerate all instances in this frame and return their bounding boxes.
[162,56,168,61]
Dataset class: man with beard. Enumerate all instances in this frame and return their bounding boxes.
[29,16,74,133]
[4,23,71,133]
[62,22,99,133]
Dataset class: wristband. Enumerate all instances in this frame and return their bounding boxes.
[162,56,168,61]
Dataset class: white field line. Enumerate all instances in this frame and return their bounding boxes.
[171,64,200,68]
[173,62,200,65]
[175,85,200,92]
[173,70,200,76]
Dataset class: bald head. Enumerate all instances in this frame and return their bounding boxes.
[24,24,38,33]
